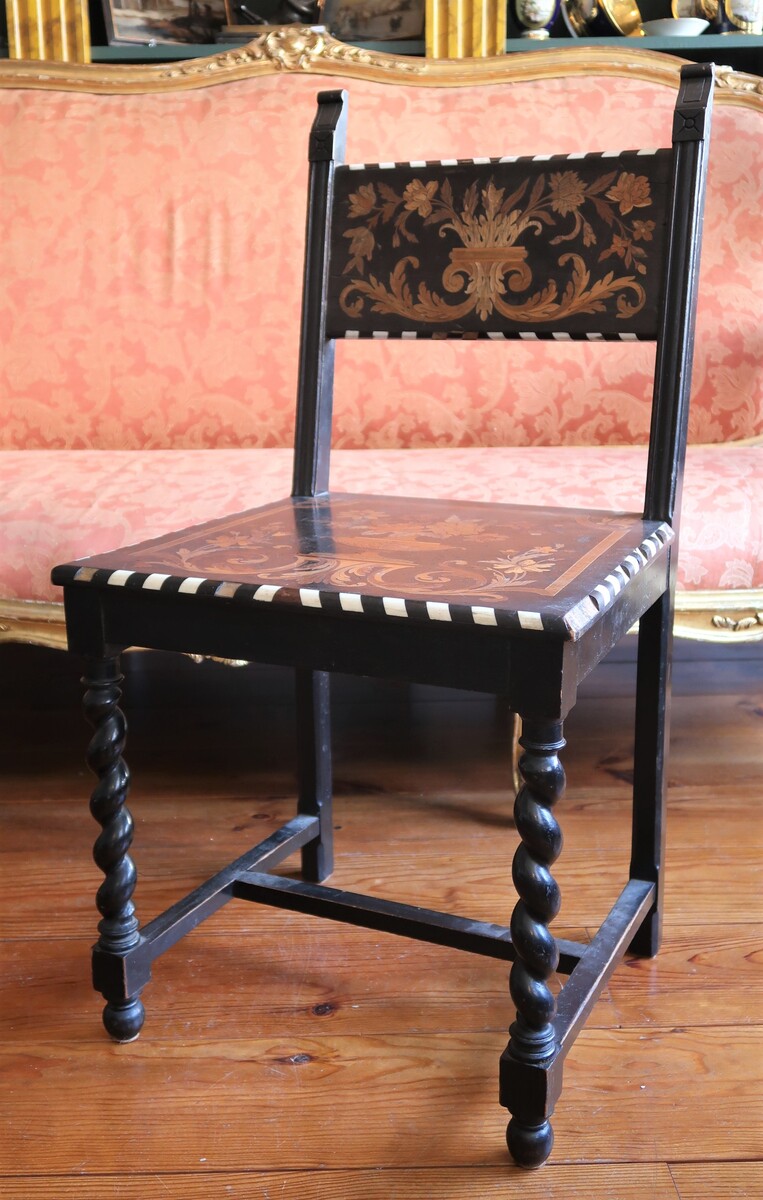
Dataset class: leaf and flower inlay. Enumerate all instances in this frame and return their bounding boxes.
[331,157,669,334]
[76,496,651,607]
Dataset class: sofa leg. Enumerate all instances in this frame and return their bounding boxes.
[295,669,334,883]
[503,718,565,1168]
[83,657,145,1042]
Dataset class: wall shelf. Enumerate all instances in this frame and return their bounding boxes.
[88,34,762,73]
[89,38,425,60]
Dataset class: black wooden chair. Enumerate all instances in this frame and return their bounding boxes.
[53,64,714,1168]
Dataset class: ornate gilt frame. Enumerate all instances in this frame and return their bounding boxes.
[1,30,760,648]
[6,0,90,63]
[0,28,761,101]
[425,0,507,58]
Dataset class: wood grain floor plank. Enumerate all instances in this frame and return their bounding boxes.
[0,1164,682,1199]
[607,925,763,1028]
[669,1162,763,1198]
[1,1029,759,1172]
[0,924,603,1043]
[3,784,760,852]
[4,921,759,1043]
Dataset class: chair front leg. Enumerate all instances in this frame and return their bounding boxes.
[83,657,145,1042]
[502,718,565,1169]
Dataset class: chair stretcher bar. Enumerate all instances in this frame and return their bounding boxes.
[95,820,649,1007]
[554,878,656,1052]
[232,870,586,974]
[94,816,590,1000]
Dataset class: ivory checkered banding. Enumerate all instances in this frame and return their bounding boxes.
[66,521,673,641]
[339,330,651,342]
[343,149,661,172]
[562,524,673,635]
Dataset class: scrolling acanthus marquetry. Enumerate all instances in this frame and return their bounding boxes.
[337,165,659,328]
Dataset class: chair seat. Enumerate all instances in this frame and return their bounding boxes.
[53,492,673,641]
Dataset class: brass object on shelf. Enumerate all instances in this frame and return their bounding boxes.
[671,0,718,17]
[562,0,598,35]
[600,0,643,34]
[563,0,643,37]
[426,0,506,57]
[7,0,90,62]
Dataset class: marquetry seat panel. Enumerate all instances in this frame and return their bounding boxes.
[327,149,673,340]
[53,495,673,641]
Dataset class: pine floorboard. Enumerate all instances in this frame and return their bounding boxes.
[0,1164,683,1200]
[1,643,761,1196]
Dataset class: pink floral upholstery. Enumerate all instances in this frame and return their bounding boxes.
[1,63,760,626]
[1,73,760,452]
[3,446,760,604]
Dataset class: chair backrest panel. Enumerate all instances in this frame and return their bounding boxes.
[326,150,673,340]
[295,69,714,524]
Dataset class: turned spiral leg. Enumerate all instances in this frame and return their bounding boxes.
[505,719,565,1169]
[83,657,144,1042]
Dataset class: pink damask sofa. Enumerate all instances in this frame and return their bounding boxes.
[0,32,761,650]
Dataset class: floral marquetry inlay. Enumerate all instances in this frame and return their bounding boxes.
[62,494,661,611]
[329,153,672,337]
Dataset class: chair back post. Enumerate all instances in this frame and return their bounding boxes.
[643,63,714,527]
[292,90,348,499]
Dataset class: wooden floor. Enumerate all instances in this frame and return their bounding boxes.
[1,640,761,1198]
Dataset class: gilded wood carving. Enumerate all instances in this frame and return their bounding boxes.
[0,32,760,106]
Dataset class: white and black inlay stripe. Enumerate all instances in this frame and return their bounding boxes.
[70,565,523,631]
[338,330,650,342]
[571,524,673,618]
[560,523,673,638]
[342,149,662,173]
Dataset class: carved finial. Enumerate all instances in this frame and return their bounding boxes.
[309,89,348,162]
[673,62,715,143]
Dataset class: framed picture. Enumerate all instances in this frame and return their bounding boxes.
[100,0,228,44]
[322,0,425,40]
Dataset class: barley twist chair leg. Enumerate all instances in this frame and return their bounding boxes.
[83,657,144,1042]
[504,719,565,1168]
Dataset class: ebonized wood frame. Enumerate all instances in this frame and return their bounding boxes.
[57,63,713,1168]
